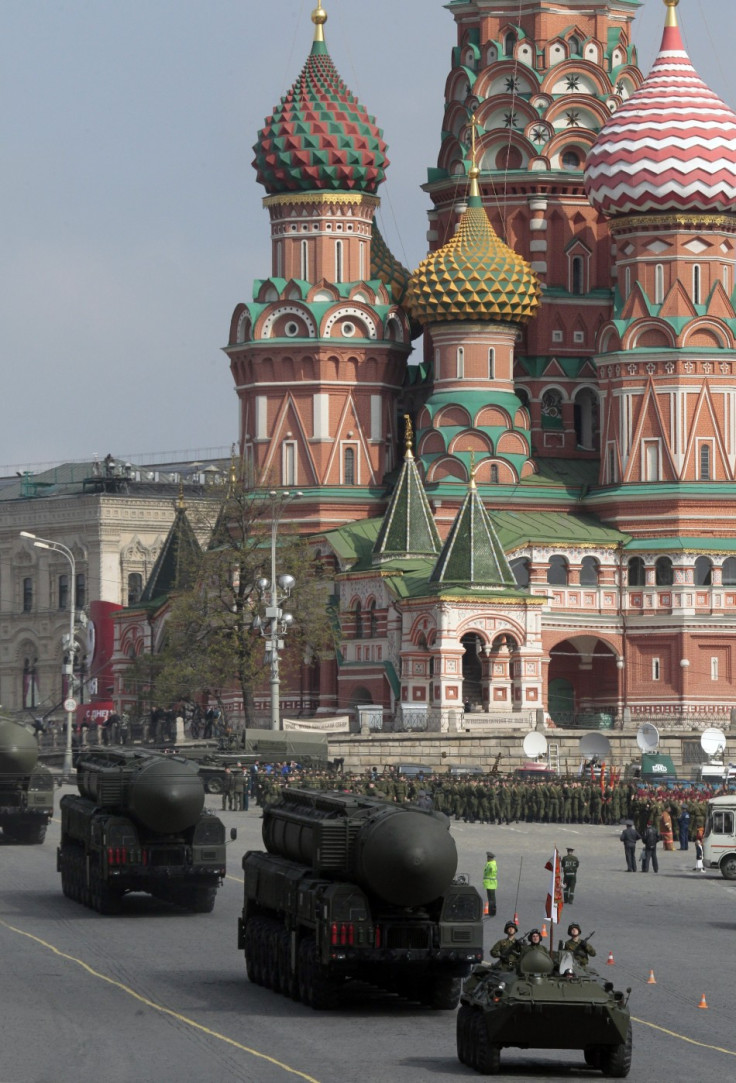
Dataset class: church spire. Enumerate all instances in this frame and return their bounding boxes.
[429,473,515,591]
[372,416,441,564]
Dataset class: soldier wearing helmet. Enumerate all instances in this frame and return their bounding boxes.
[489,920,521,967]
[564,923,596,964]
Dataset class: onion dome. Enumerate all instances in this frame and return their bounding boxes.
[370,224,410,303]
[404,170,541,325]
[253,4,389,195]
[585,0,736,217]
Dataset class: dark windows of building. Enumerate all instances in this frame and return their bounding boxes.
[22,577,33,612]
[580,556,600,586]
[127,572,143,606]
[627,557,646,587]
[368,600,377,637]
[58,573,69,610]
[568,35,582,56]
[504,31,516,56]
[722,557,736,585]
[694,556,713,586]
[354,600,363,639]
[510,558,530,587]
[23,658,39,708]
[571,255,584,294]
[75,573,86,609]
[562,149,581,171]
[490,464,499,484]
[547,555,569,586]
[655,556,673,587]
[344,446,355,485]
[700,443,711,480]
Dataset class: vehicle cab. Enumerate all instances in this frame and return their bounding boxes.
[703,795,736,879]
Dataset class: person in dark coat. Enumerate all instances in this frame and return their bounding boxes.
[642,821,660,872]
[561,847,579,903]
[679,807,690,850]
[620,821,641,871]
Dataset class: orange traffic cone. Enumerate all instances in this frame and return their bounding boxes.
[698,993,708,1009]
[541,922,548,937]
[606,951,615,965]
[483,900,489,916]
[647,969,656,984]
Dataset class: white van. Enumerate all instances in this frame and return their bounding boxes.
[703,795,736,879]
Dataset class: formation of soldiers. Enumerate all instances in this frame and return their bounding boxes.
[250,765,727,840]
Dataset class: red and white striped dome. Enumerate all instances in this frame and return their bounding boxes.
[585,5,736,217]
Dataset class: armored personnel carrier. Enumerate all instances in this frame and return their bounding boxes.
[457,942,632,1076]
[58,748,227,913]
[238,788,483,1009]
[0,718,54,843]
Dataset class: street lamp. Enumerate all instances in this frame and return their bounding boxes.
[251,490,301,730]
[20,531,77,781]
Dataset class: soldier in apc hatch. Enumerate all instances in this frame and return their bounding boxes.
[564,924,596,965]
[490,921,521,967]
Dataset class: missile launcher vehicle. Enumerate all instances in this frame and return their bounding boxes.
[58,748,227,913]
[457,943,632,1076]
[238,788,483,1009]
[0,719,54,843]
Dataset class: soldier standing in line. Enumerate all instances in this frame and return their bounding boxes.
[482,851,498,917]
[232,764,245,811]
[561,847,579,903]
[221,767,233,812]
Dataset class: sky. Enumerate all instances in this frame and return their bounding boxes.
[2,0,733,473]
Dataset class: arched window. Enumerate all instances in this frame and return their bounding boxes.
[627,557,646,587]
[510,558,530,587]
[504,31,516,56]
[23,577,33,612]
[488,348,495,379]
[457,346,464,378]
[694,557,713,586]
[547,555,569,585]
[490,464,499,484]
[568,35,582,56]
[344,446,355,485]
[693,264,701,305]
[700,444,711,480]
[580,556,599,586]
[368,600,377,637]
[655,556,673,587]
[300,239,309,280]
[625,267,631,297]
[335,239,343,283]
[571,255,584,295]
[722,557,736,585]
[354,601,363,639]
[127,572,143,606]
[655,264,664,305]
[58,574,69,610]
[75,573,86,609]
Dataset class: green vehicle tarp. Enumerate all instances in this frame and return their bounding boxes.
[640,753,677,780]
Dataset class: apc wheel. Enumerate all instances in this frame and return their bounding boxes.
[600,1025,632,1078]
[430,974,462,1010]
[584,1046,602,1069]
[190,886,217,913]
[720,855,736,880]
[474,1011,501,1076]
[456,1004,473,1066]
[204,776,223,796]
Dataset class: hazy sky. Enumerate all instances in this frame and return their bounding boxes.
[2,0,732,472]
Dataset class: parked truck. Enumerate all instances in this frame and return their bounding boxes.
[58,748,227,913]
[0,718,54,843]
[237,788,483,1009]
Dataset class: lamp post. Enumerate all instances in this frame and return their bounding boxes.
[252,490,300,730]
[20,531,76,781]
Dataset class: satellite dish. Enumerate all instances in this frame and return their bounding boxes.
[523,731,548,759]
[636,723,660,753]
[701,728,726,759]
[579,732,612,758]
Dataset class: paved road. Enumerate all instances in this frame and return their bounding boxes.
[1,789,734,1082]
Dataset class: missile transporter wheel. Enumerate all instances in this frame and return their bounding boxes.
[429,973,462,1010]
[190,886,217,913]
[600,1024,632,1078]
[297,936,340,1010]
[244,918,264,985]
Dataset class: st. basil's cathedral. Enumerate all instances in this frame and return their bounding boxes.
[118,0,736,733]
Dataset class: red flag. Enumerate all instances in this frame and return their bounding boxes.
[544,848,564,923]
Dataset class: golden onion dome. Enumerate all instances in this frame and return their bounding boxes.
[404,189,540,325]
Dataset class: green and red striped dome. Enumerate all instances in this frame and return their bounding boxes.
[253,40,389,195]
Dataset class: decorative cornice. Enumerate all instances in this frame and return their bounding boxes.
[263,192,381,209]
[610,213,736,233]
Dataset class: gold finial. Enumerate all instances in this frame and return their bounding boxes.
[469,452,477,491]
[312,3,327,43]
[403,414,414,460]
[664,0,679,28]
[177,482,186,511]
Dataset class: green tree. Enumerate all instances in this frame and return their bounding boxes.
[146,487,335,727]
